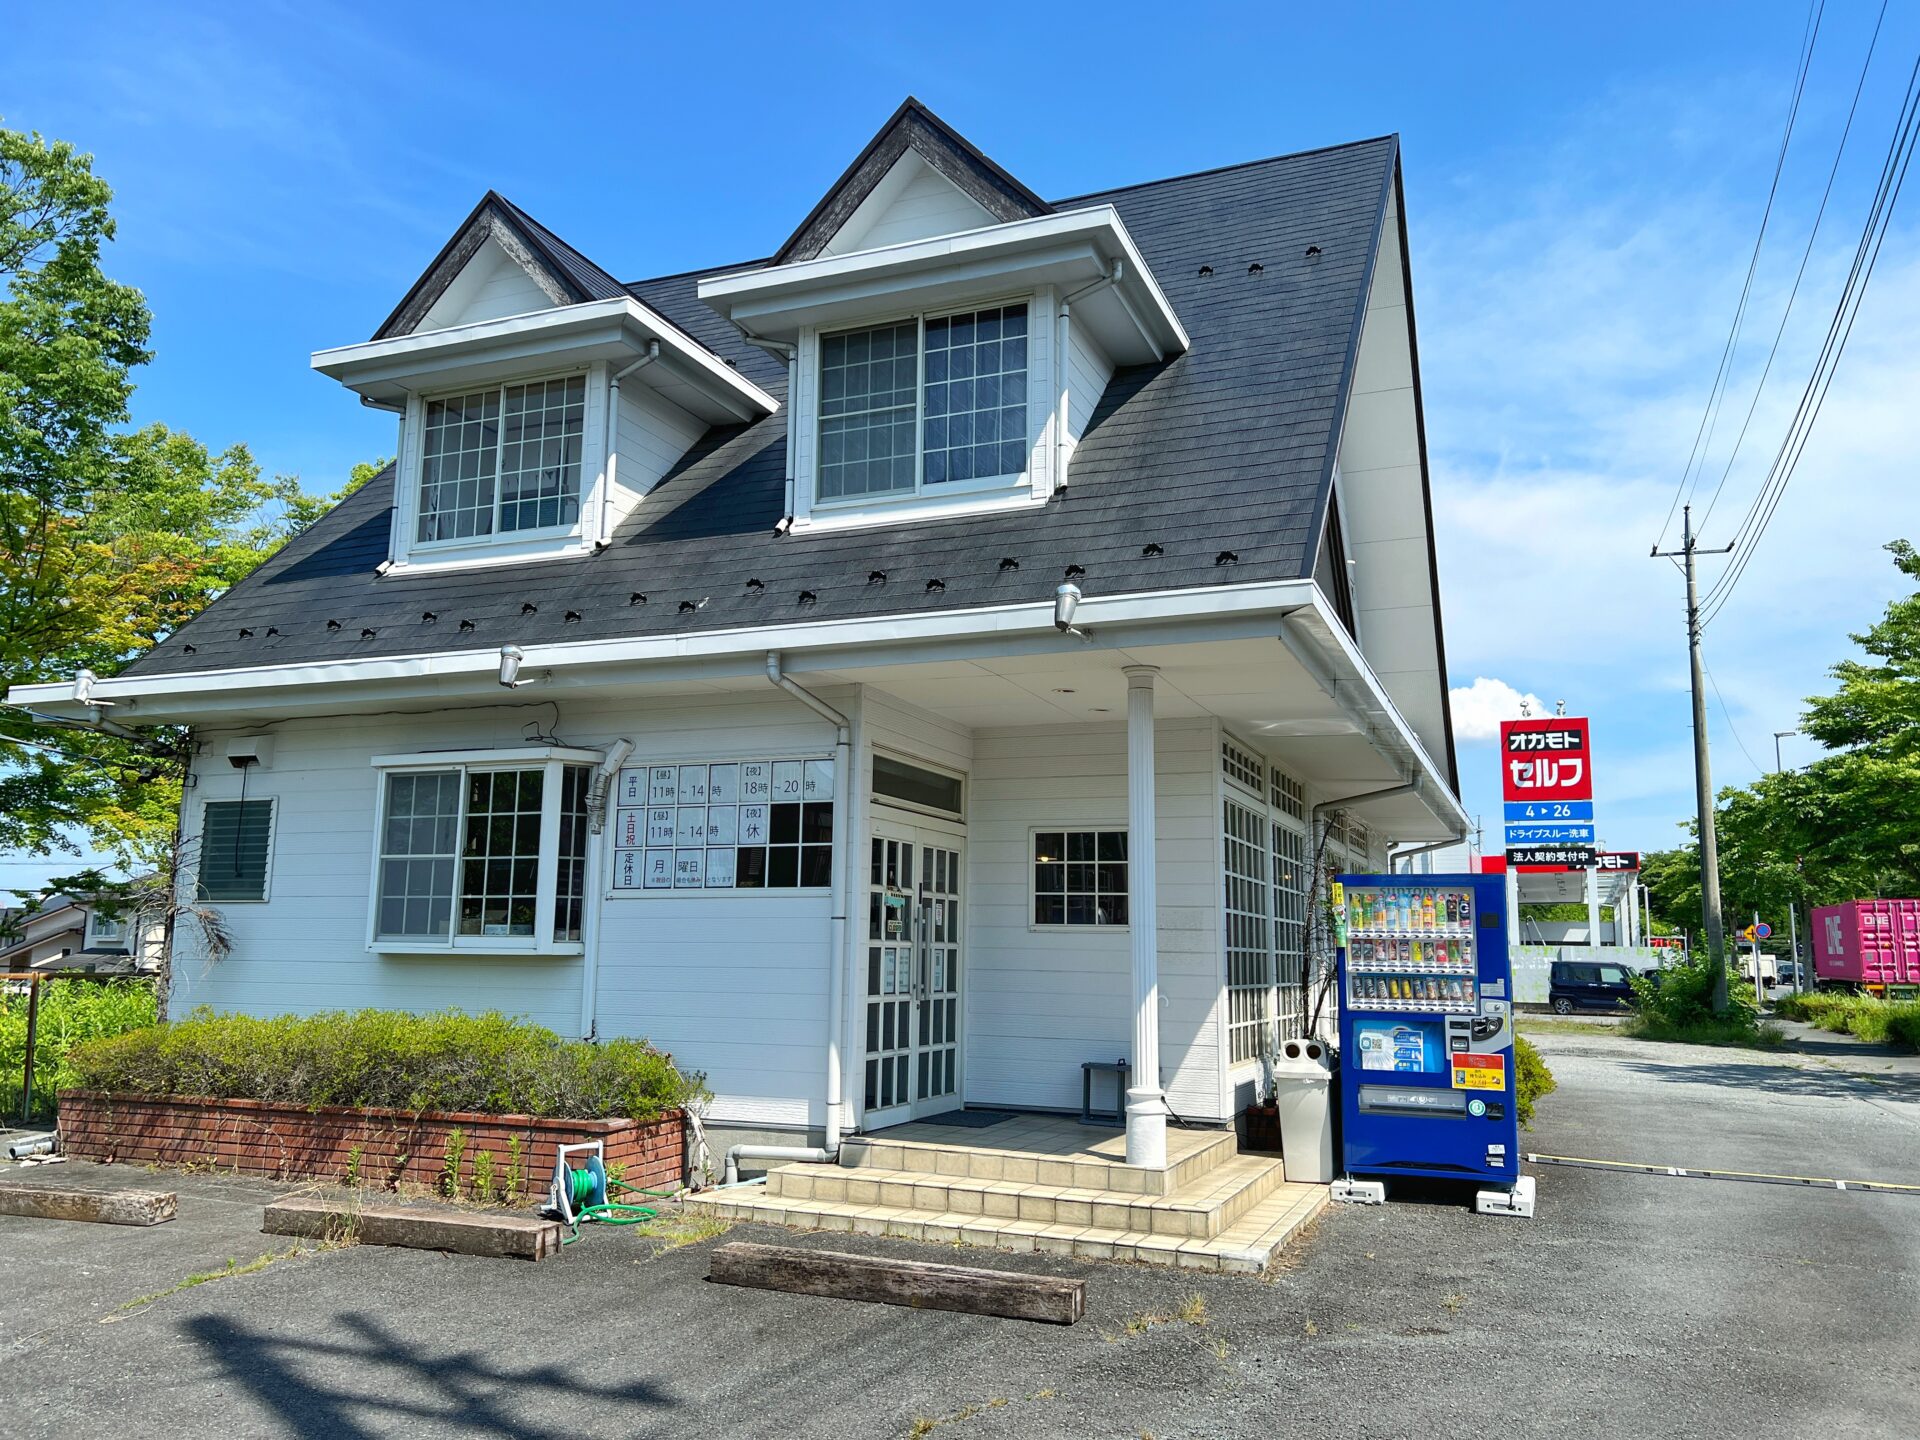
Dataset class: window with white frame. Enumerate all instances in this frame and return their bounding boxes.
[818,301,1029,503]
[373,756,591,949]
[84,908,126,948]
[1224,797,1272,1064]
[417,376,586,543]
[197,799,275,902]
[1032,830,1128,926]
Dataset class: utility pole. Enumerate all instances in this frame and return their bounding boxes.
[1652,504,1737,1012]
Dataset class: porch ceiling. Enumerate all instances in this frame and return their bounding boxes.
[811,634,1457,841]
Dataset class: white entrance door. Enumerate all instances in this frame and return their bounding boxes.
[862,820,964,1127]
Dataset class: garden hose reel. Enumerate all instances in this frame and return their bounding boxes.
[545,1141,609,1225]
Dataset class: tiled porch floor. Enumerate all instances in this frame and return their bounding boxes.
[687,1112,1328,1274]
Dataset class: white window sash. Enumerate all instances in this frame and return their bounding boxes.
[415,370,588,545]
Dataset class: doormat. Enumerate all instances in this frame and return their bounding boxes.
[914,1110,1018,1130]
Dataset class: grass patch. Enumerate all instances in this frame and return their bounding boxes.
[1516,1016,1619,1037]
[1774,992,1920,1050]
[1622,1013,1787,1048]
[66,1007,709,1120]
[104,1245,309,1321]
[633,1207,733,1257]
[1621,955,1784,1049]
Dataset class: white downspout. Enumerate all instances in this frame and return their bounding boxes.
[600,342,660,548]
[1055,260,1122,492]
[578,738,634,1041]
[735,326,798,517]
[721,652,848,1184]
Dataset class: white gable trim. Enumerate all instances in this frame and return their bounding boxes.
[821,151,998,258]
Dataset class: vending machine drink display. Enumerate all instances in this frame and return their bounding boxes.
[1333,872,1531,1214]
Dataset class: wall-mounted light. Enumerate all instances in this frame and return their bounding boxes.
[499,644,533,688]
[1053,582,1094,642]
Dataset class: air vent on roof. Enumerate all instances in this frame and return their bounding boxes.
[361,628,378,639]
[422,611,437,623]
[326,619,342,632]
[183,644,197,654]
[746,579,765,595]
[459,618,476,633]
[798,590,817,606]
[678,600,698,614]
[521,603,538,617]
[266,627,281,637]
[1198,264,1214,278]
[998,557,1019,572]
[564,610,582,624]
[1305,244,1322,260]
[926,579,946,594]
[1141,543,1164,558]
[1215,550,1238,566]
[868,570,887,585]
[1247,262,1264,276]
[629,592,647,606]
[238,628,254,639]
[1063,564,1085,580]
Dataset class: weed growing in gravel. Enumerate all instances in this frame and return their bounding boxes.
[105,1245,307,1320]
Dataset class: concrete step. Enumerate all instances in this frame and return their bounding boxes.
[683,1177,1328,1275]
[837,1126,1238,1198]
[766,1151,1287,1240]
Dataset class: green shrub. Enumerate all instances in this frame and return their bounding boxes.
[63,1008,710,1121]
[1775,991,1920,1051]
[0,979,158,1120]
[1621,955,1783,1048]
[1513,1035,1554,1128]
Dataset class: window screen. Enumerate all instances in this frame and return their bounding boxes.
[197,799,274,902]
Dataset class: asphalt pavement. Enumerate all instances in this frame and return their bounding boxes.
[2,1030,1915,1439]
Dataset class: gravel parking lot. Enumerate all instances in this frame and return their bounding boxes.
[3,1029,1915,1439]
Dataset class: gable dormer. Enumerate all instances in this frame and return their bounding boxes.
[702,100,1186,533]
[313,195,776,573]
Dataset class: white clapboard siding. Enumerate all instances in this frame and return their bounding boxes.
[822,154,996,257]
[419,238,556,331]
[963,717,1226,1121]
[612,380,707,499]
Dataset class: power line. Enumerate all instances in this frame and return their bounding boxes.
[1699,0,1891,532]
[1701,46,1920,627]
[1703,657,1764,776]
[1655,0,1825,549]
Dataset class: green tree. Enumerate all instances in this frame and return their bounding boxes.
[1,124,381,860]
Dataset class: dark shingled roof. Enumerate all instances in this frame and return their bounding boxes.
[128,135,1400,680]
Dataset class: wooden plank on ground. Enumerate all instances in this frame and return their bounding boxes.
[263,1195,564,1261]
[0,1182,176,1227]
[708,1242,1085,1324]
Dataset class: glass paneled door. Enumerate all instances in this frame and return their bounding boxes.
[863,821,963,1126]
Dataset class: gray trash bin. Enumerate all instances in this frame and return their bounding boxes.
[1271,1037,1334,1183]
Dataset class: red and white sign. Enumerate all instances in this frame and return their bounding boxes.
[1517,850,1639,874]
[1499,717,1593,803]
[1649,935,1688,952]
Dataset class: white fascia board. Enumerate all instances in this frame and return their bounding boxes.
[9,582,1463,821]
[700,206,1188,359]
[371,746,606,769]
[311,298,777,420]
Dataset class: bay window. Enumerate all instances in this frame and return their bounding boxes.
[371,750,595,952]
[817,301,1029,503]
[417,375,586,543]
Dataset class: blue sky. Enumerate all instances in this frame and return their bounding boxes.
[4,1,1918,888]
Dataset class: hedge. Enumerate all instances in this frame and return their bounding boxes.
[1514,1035,1555,1127]
[64,1008,709,1121]
[1773,991,1920,1051]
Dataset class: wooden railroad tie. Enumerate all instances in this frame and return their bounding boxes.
[708,1241,1085,1325]
[0,1181,177,1227]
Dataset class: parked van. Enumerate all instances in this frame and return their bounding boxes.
[1549,959,1639,1014]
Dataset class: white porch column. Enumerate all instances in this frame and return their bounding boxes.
[1626,882,1641,947]
[1585,866,1603,947]
[1123,665,1166,1169]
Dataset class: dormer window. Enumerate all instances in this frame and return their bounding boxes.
[819,302,1029,504]
[418,376,586,543]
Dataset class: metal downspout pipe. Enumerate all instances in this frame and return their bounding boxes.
[601,341,660,547]
[722,653,850,1184]
[578,738,635,1040]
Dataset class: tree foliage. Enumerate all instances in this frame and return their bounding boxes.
[1645,541,1920,943]
[0,124,383,860]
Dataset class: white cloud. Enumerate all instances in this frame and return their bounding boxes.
[1449,677,1549,742]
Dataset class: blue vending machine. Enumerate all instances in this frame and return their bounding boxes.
[1334,872,1531,1213]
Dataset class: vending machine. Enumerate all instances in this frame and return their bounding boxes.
[1332,872,1532,1215]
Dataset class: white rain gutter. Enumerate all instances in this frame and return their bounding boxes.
[721,651,850,1182]
[599,342,660,547]
[1055,260,1122,491]
[578,738,634,1039]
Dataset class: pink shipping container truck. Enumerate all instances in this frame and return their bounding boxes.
[1809,900,1920,986]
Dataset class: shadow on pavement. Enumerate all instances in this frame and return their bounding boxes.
[184,1311,674,1439]
[1614,1056,1920,1102]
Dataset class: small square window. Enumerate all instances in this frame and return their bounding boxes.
[1033,828,1128,926]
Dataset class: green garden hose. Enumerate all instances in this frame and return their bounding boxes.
[555,1167,677,1244]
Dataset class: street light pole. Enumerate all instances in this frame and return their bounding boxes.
[1773,730,1796,773]
[1653,505,1737,1013]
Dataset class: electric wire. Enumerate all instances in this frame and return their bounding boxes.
[1655,0,1824,549]
[1702,657,1764,777]
[1699,0,1890,532]
[1700,45,1920,627]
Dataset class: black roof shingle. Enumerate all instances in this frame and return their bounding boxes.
[128,135,1400,680]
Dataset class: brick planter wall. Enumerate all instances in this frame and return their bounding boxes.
[57,1091,684,1199]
